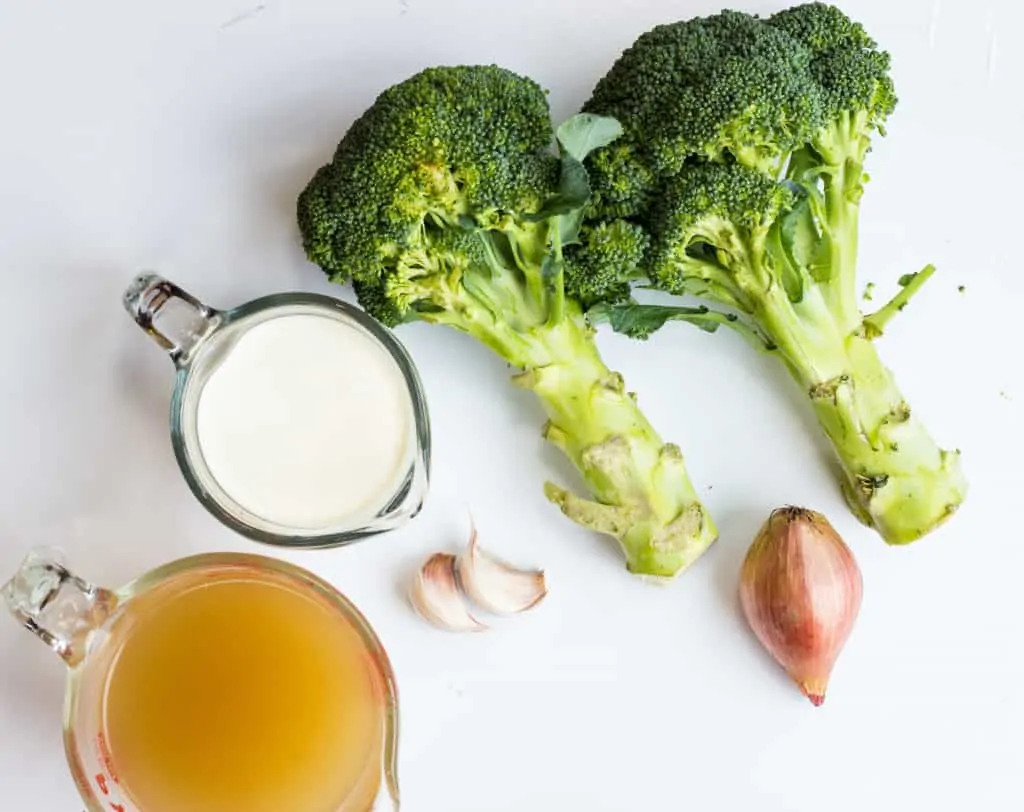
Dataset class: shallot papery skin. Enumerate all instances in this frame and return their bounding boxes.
[739,506,863,706]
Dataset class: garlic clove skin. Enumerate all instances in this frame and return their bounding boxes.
[457,527,548,616]
[739,506,863,706]
[410,553,487,632]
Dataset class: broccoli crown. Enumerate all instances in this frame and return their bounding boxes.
[295,66,724,571]
[564,220,650,307]
[564,3,899,321]
[579,3,896,222]
[583,8,824,203]
[297,65,560,296]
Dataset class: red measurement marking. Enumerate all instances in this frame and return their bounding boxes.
[95,732,120,783]
[110,804,125,812]
[94,773,109,795]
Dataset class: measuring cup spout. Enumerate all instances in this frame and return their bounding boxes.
[2,548,117,667]
[378,699,401,811]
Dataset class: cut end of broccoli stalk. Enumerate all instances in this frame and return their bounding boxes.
[545,482,718,578]
[806,334,967,544]
[838,451,966,545]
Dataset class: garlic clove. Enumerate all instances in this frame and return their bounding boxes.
[410,553,487,632]
[739,506,863,707]
[457,525,548,616]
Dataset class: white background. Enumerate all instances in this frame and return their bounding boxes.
[1,0,1021,809]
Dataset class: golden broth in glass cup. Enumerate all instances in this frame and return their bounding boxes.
[3,549,400,812]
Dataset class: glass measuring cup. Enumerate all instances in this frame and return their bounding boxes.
[2,548,400,812]
[123,272,431,548]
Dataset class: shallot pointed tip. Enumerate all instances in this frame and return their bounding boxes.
[798,674,830,706]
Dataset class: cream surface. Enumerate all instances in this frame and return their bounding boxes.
[196,314,411,529]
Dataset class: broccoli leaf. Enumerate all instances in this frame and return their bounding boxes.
[525,156,592,222]
[592,301,777,351]
[555,113,624,163]
[780,197,814,273]
[559,208,587,246]
[591,301,732,339]
[526,114,625,228]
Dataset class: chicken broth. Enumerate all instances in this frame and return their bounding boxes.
[100,566,386,812]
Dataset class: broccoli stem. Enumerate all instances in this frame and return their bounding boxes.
[515,306,717,577]
[756,282,967,544]
[428,291,717,577]
[862,265,936,337]
[822,165,861,326]
[812,336,966,543]
[775,127,966,542]
[805,113,873,329]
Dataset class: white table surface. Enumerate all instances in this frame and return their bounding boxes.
[1,1,1021,809]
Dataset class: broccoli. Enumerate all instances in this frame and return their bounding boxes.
[568,3,967,545]
[297,65,717,577]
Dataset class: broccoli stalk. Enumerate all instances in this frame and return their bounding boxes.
[521,310,711,577]
[297,66,717,577]
[755,257,963,543]
[567,3,967,544]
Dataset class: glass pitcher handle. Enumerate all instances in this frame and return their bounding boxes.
[2,548,116,667]
[123,272,221,366]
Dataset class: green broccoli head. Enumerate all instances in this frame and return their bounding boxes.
[297,64,560,320]
[770,3,897,165]
[297,66,722,576]
[585,143,656,219]
[569,5,966,546]
[568,2,900,326]
[298,62,637,353]
[582,8,826,216]
[578,3,897,225]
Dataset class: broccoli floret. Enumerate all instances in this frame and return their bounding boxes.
[772,1,898,136]
[297,65,717,577]
[574,4,966,544]
[564,220,649,308]
[647,162,796,307]
[351,277,406,328]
